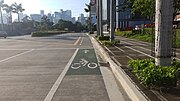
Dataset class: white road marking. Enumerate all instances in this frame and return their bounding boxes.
[125,46,154,58]
[0,49,34,63]
[79,37,84,45]
[44,48,79,101]
[115,46,125,52]
[105,46,115,56]
[84,50,89,54]
[74,37,81,45]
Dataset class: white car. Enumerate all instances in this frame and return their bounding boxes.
[0,31,7,38]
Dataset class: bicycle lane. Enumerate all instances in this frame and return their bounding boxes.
[51,48,110,101]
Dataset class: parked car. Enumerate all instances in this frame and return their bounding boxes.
[0,31,7,38]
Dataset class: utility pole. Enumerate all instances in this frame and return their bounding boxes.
[110,0,115,42]
[96,0,100,36]
[155,0,174,66]
[99,0,103,36]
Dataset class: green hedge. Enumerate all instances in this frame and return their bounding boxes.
[31,31,67,37]
[102,40,120,46]
[128,59,180,89]
[98,36,110,41]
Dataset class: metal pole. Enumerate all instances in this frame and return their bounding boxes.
[96,0,100,36]
[110,0,115,42]
[99,0,103,36]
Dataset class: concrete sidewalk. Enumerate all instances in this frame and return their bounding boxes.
[88,34,151,101]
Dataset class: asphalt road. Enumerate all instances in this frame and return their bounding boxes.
[0,33,131,101]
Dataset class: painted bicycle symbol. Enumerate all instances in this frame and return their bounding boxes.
[71,58,98,69]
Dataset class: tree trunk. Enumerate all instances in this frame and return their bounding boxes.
[155,0,174,66]
[110,0,115,42]
[18,13,20,22]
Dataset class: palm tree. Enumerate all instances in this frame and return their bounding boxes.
[0,0,4,30]
[155,0,174,66]
[3,4,13,24]
[12,2,25,22]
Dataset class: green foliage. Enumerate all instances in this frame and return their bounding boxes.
[102,40,120,46]
[115,28,153,42]
[115,31,133,37]
[98,36,110,41]
[117,0,180,20]
[176,29,180,48]
[128,59,180,88]
[40,15,53,31]
[53,19,87,32]
[31,31,67,37]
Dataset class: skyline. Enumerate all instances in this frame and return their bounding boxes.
[3,0,90,20]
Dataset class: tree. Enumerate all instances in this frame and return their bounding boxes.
[117,0,179,20]
[40,15,53,31]
[84,3,93,33]
[0,0,4,30]
[3,4,13,24]
[155,0,174,66]
[12,2,25,22]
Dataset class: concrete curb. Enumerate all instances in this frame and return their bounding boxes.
[89,35,149,101]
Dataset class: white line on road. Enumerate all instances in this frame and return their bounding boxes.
[0,49,34,63]
[79,37,84,45]
[44,48,79,101]
[74,37,81,45]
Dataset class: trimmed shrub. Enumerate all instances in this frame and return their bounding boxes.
[128,59,180,88]
[102,40,120,46]
[98,36,110,41]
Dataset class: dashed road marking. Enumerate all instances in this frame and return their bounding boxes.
[0,49,34,63]
[74,37,81,45]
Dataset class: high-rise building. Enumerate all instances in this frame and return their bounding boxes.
[71,17,76,24]
[40,10,44,17]
[47,13,53,22]
[78,14,86,25]
[53,9,72,23]
[30,14,41,22]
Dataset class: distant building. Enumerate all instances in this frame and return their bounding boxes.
[101,0,151,31]
[30,14,41,22]
[47,13,53,22]
[71,17,76,24]
[53,9,72,23]
[0,14,8,24]
[78,14,86,25]
[40,10,45,17]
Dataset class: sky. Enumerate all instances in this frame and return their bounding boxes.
[4,0,90,20]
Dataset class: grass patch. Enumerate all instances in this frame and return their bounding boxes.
[116,28,180,47]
